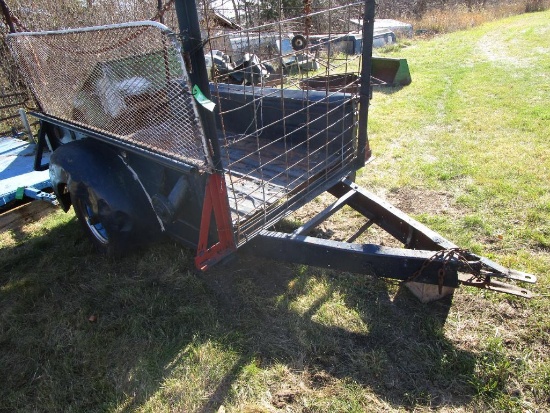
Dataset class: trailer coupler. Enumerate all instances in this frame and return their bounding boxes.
[243,178,536,300]
[15,186,58,206]
[405,247,536,298]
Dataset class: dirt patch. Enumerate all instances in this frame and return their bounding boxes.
[308,370,334,388]
[271,388,298,408]
[383,187,463,216]
[283,187,464,247]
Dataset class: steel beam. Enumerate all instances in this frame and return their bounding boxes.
[243,230,461,287]
[328,178,458,250]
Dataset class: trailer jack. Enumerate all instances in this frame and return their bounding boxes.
[243,178,536,302]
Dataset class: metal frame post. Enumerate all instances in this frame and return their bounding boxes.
[174,0,236,267]
[174,0,223,171]
[357,0,375,166]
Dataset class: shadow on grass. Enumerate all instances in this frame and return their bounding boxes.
[372,85,406,95]
[198,255,477,411]
[1,217,477,412]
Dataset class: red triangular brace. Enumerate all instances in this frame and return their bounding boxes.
[195,173,236,270]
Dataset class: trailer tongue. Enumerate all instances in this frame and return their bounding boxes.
[5,0,536,302]
[243,178,536,301]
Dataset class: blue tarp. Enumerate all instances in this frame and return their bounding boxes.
[0,137,51,207]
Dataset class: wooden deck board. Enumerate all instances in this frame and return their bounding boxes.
[0,201,57,232]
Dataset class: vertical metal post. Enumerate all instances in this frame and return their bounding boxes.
[174,0,223,171]
[157,0,164,24]
[174,0,236,266]
[33,122,50,171]
[18,108,36,143]
[356,0,375,167]
[0,0,16,33]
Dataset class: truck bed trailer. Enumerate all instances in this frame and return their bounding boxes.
[5,0,535,301]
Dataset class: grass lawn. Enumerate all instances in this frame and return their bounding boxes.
[1,10,549,413]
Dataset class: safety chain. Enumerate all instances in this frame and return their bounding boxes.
[404,248,482,294]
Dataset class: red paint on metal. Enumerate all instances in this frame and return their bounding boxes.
[195,173,236,270]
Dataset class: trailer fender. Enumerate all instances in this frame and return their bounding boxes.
[49,139,162,253]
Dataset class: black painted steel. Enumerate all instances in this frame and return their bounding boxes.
[242,177,536,295]
[174,0,222,171]
[357,0,375,166]
[33,122,49,171]
[32,113,197,175]
[244,230,460,287]
[328,178,458,251]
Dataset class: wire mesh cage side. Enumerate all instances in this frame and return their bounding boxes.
[3,0,372,246]
[7,22,213,170]
[200,0,367,244]
[0,29,37,137]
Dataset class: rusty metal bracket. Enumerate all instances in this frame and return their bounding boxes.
[458,273,534,298]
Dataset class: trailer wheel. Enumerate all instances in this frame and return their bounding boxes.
[71,186,128,255]
[291,34,307,51]
[51,139,162,255]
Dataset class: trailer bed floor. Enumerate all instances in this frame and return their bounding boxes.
[220,133,351,222]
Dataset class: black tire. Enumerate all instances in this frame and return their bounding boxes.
[51,139,162,255]
[71,184,131,255]
[291,35,307,51]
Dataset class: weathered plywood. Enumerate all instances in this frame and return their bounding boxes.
[0,201,57,232]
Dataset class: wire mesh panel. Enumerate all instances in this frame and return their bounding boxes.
[201,0,366,243]
[0,27,36,137]
[7,22,213,170]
